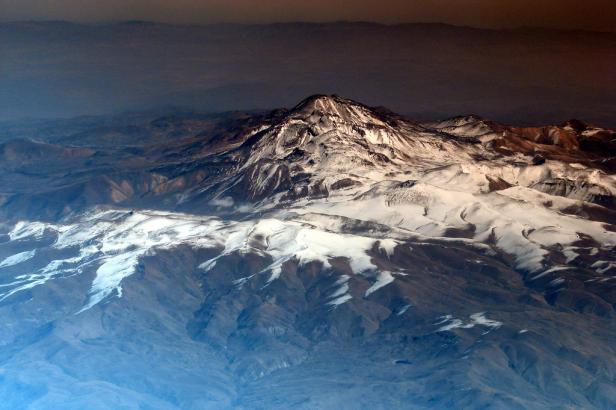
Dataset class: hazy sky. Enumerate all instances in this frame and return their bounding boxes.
[1,0,615,31]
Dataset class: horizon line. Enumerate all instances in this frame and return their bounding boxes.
[2,19,615,34]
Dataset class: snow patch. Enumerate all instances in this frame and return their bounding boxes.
[0,250,36,268]
[209,196,235,207]
[328,275,352,306]
[365,271,395,297]
[9,222,48,241]
[397,304,412,316]
[436,312,502,332]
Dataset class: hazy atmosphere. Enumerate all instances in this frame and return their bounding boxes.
[1,22,615,127]
[2,0,616,31]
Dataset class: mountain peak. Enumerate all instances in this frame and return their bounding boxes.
[291,94,348,111]
[288,94,387,126]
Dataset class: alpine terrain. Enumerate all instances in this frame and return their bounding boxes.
[0,95,615,409]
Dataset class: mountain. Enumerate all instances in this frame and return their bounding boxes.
[0,95,615,409]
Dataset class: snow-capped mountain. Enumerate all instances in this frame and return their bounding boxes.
[0,95,615,409]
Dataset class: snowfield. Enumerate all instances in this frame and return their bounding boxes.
[2,179,614,312]
[1,209,400,311]
[1,95,614,313]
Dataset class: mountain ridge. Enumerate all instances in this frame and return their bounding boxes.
[1,96,615,408]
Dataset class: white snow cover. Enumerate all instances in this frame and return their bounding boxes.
[397,304,412,316]
[436,312,503,332]
[365,271,395,297]
[198,217,381,285]
[9,221,49,241]
[2,96,615,312]
[592,261,616,274]
[0,250,36,268]
[328,275,353,306]
[424,115,500,143]
[2,209,391,311]
[228,96,616,274]
[294,169,616,273]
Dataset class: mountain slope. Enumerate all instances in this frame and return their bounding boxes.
[0,96,615,409]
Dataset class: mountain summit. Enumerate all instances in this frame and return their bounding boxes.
[0,96,615,408]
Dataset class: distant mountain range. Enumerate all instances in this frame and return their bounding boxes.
[1,21,615,127]
[0,95,615,408]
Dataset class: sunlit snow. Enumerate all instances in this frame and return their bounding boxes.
[436,312,503,332]
[0,250,36,268]
[3,209,390,311]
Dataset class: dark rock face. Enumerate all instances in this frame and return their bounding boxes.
[531,178,614,207]
[0,96,615,409]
